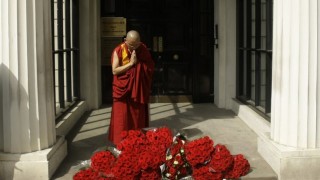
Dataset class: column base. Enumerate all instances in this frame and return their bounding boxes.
[258,133,320,180]
[0,136,67,180]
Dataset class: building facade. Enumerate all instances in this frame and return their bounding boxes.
[0,0,319,179]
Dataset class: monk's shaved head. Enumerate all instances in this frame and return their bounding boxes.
[126,30,140,42]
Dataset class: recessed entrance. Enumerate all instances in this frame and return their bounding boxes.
[101,0,215,103]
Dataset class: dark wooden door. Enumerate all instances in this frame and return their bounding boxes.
[192,0,215,102]
[123,0,193,96]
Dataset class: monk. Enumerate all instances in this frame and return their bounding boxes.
[108,30,155,145]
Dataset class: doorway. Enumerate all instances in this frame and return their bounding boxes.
[101,0,215,103]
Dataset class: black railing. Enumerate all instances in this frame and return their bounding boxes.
[51,0,80,117]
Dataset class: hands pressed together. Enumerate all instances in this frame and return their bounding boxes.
[130,50,138,66]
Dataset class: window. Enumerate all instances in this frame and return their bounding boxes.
[237,0,273,117]
[51,0,80,118]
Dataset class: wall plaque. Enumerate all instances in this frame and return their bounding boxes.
[101,17,126,37]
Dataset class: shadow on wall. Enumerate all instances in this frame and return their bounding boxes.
[0,63,29,179]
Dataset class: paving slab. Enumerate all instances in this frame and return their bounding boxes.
[52,103,277,180]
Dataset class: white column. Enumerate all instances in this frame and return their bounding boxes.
[258,0,320,179]
[0,0,66,179]
[271,0,319,149]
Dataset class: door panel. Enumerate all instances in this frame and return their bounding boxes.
[125,0,193,96]
[192,0,215,102]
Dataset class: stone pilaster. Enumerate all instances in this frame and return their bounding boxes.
[214,0,237,109]
[0,0,66,179]
[258,0,320,179]
[79,0,101,109]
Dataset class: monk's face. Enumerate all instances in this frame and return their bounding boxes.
[125,38,141,51]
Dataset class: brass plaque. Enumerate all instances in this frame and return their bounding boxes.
[101,17,126,37]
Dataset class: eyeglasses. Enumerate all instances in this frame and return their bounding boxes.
[125,40,141,50]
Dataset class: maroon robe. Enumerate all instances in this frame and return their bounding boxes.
[108,42,154,145]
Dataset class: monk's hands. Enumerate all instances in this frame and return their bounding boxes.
[130,50,137,66]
